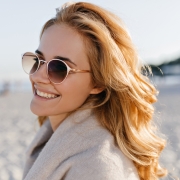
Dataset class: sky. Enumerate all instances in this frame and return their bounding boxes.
[0,0,180,81]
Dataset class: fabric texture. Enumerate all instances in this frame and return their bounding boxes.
[23,109,139,180]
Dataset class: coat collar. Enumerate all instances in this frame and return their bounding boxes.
[23,109,101,179]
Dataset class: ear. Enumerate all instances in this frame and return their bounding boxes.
[90,86,105,95]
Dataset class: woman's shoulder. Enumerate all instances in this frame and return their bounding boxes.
[24,110,139,180]
[68,138,139,180]
[55,110,140,179]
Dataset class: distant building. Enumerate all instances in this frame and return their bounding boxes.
[150,57,180,76]
[161,64,180,75]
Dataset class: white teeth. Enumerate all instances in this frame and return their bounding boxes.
[36,90,58,98]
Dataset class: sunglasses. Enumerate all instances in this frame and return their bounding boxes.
[22,52,91,84]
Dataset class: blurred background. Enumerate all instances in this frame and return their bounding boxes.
[0,0,179,179]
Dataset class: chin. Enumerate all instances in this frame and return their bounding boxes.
[30,102,49,116]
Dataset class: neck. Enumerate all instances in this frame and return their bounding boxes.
[49,113,68,131]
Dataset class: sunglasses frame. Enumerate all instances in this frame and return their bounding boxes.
[22,52,91,84]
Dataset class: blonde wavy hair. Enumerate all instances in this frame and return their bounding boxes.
[38,2,167,179]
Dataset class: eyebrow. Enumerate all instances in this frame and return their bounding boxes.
[35,49,77,66]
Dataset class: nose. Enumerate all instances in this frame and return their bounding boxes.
[30,62,50,84]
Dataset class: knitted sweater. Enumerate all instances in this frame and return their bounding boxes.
[23,109,139,180]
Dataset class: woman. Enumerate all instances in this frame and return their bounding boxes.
[22,2,167,180]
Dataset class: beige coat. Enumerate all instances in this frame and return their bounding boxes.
[23,109,139,180]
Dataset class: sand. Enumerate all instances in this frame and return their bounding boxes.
[0,83,179,180]
[154,84,180,179]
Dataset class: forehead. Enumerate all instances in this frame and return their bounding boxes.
[38,24,89,68]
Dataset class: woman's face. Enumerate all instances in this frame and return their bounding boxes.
[30,24,98,121]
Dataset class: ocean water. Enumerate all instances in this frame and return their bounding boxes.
[0,75,179,93]
[0,80,32,93]
[151,75,180,86]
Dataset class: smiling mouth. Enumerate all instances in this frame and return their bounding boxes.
[35,89,60,99]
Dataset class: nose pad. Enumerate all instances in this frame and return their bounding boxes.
[30,63,50,84]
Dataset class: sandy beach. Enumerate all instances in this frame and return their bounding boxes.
[0,82,179,180]
[154,83,180,179]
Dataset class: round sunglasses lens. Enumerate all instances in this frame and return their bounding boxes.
[48,60,67,83]
[22,52,39,74]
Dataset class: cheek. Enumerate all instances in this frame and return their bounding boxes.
[55,76,93,109]
[29,74,94,117]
